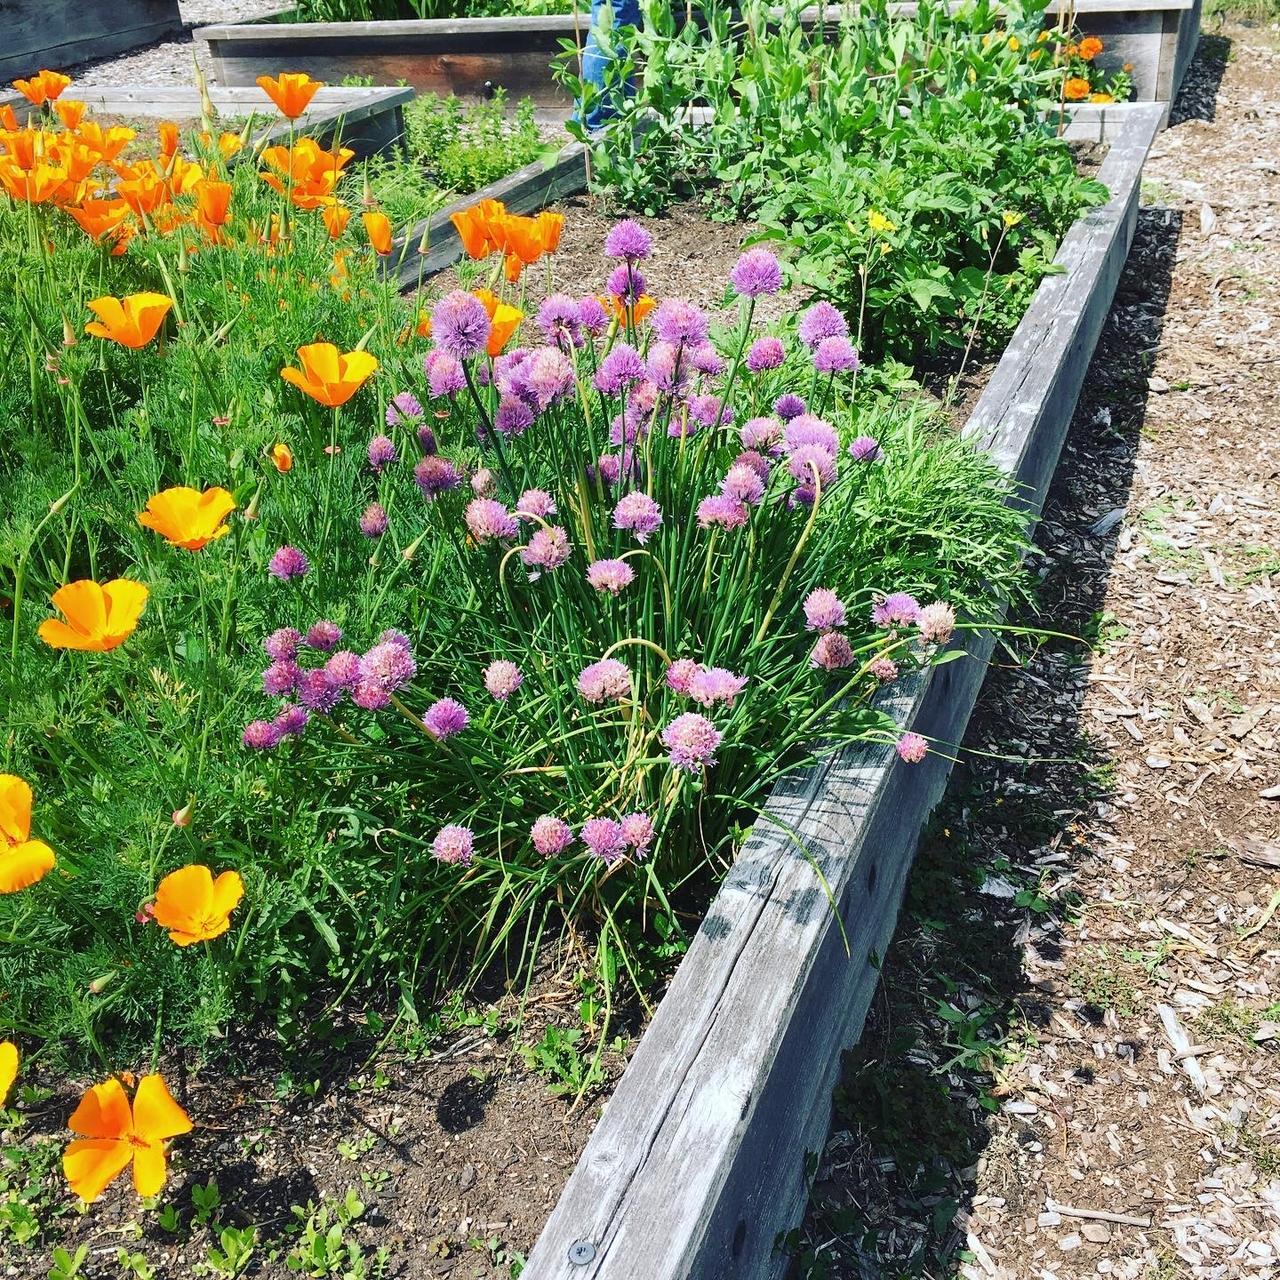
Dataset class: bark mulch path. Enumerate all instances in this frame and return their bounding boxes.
[797,21,1280,1280]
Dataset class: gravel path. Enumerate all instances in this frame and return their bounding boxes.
[799,20,1280,1280]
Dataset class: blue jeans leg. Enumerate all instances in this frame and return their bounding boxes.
[579,0,643,131]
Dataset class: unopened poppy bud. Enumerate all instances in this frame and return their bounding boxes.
[171,800,194,827]
[243,487,261,521]
[62,313,76,347]
[88,973,116,994]
[402,530,428,562]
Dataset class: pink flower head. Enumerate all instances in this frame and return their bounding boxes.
[358,639,416,693]
[613,491,663,544]
[432,289,491,359]
[516,488,557,520]
[813,335,859,375]
[774,392,807,422]
[531,815,573,856]
[620,812,655,855]
[577,658,631,704]
[274,704,310,737]
[896,732,928,764]
[848,435,882,462]
[687,392,733,429]
[578,295,609,335]
[432,823,474,866]
[305,620,342,651]
[367,434,397,472]
[537,294,583,350]
[729,246,782,298]
[414,455,461,499]
[688,666,747,708]
[471,467,496,496]
[483,659,523,702]
[587,558,636,595]
[425,349,466,399]
[324,650,361,689]
[263,661,301,696]
[665,657,704,695]
[734,450,772,482]
[297,668,342,713]
[243,719,283,750]
[424,697,469,740]
[721,463,765,506]
[803,588,846,632]
[526,346,575,409]
[594,452,623,486]
[869,655,899,682]
[595,343,646,395]
[740,415,783,454]
[417,423,438,455]
[918,601,956,645]
[783,414,839,457]
[520,525,571,572]
[697,494,749,530]
[269,545,309,581]
[360,501,388,537]
[872,592,922,628]
[351,681,391,711]
[646,341,688,395]
[661,712,723,772]
[604,219,652,263]
[264,626,302,662]
[606,262,647,302]
[581,816,627,864]
[651,299,710,349]
[797,300,848,349]
[810,632,855,670]
[787,444,837,488]
[688,343,726,378]
[386,390,424,426]
[465,497,519,543]
[746,336,785,373]
[495,396,535,437]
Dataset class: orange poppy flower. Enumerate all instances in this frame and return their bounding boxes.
[0,1042,17,1106]
[535,210,564,254]
[54,99,87,129]
[63,1074,192,1203]
[137,486,236,551]
[270,443,293,473]
[362,210,392,255]
[1078,36,1104,61]
[84,292,172,347]
[152,864,245,946]
[602,292,656,325]
[504,253,524,284]
[280,342,379,407]
[415,310,432,338]
[13,70,71,107]
[1062,76,1092,101]
[38,579,148,652]
[0,775,57,895]
[0,105,16,131]
[157,120,180,159]
[322,202,350,239]
[0,159,67,205]
[77,121,134,163]
[501,214,545,266]
[450,203,499,260]
[193,178,232,228]
[473,289,523,357]
[256,72,324,120]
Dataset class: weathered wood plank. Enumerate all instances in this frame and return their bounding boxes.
[520,100,1162,1280]
[0,0,182,81]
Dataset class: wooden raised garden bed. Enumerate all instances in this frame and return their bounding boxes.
[196,0,1199,112]
[0,0,182,82]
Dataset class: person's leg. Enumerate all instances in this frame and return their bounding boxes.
[579,0,644,132]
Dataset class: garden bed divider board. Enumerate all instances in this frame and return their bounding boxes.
[519,99,1164,1280]
[0,0,182,82]
[0,86,415,161]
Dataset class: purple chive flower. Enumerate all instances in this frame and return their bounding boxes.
[804,588,846,632]
[493,397,533,437]
[604,219,652,262]
[577,658,631,704]
[848,435,883,463]
[432,289,491,360]
[721,463,765,505]
[734,449,772,481]
[263,661,301,697]
[594,453,623,487]
[243,719,283,750]
[367,434,397,472]
[581,816,626,864]
[788,444,837,488]
[471,468,496,497]
[813,335,859,375]
[872,592,923,627]
[305,620,342,651]
[536,294,583,350]
[646,342,688,395]
[484,659,523,702]
[661,712,723,772]
[688,666,747,708]
[531,815,573,856]
[378,628,412,650]
[274,704,310,737]
[426,350,466,399]
[432,824,474,866]
[587,558,636,595]
[417,424,438,455]
[415,455,461,499]
[613,492,663,544]
[526,347,575,409]
[665,658,703,695]
[697,494,749,530]
[465,498,519,544]
[811,632,855,670]
[351,681,391,711]
[651,299,711,349]
[297,668,342,713]
[578,295,609,335]
[360,502,389,538]
[594,343,646,395]
[386,390,424,427]
[358,639,417,694]
[688,393,733,429]
[797,300,848,349]
[424,697,469,741]
[324,650,361,689]
[620,812,654,854]
[774,393,807,421]
[746,336,785,373]
[896,732,929,764]
[918,601,957,645]
[516,488,557,520]
[264,627,302,662]
[606,263,647,303]
[729,246,782,298]
[740,416,783,453]
[520,525,571,571]
[784,414,839,457]
[869,655,899,682]
[269,545,309,581]
[687,343,726,378]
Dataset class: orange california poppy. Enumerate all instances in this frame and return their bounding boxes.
[157,120,180,159]
[501,213,545,267]
[0,105,17,131]
[535,210,565,254]
[0,775,57,895]
[362,210,392,255]
[1062,76,1092,101]
[151,864,245,946]
[1078,35,1104,61]
[473,289,523,357]
[84,292,172,348]
[415,310,432,338]
[0,1042,17,1106]
[270,443,293,473]
[503,253,524,284]
[63,1074,192,1203]
[322,202,350,239]
[13,70,71,107]
[450,203,497,261]
[38,579,148,652]
[137,486,236,551]
[280,342,379,407]
[216,131,242,161]
[0,160,68,205]
[602,292,657,325]
[255,72,324,120]
[54,99,87,129]
[193,178,232,228]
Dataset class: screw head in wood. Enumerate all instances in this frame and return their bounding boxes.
[567,1240,596,1265]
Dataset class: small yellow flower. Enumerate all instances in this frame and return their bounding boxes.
[868,210,897,235]
[1008,35,1020,52]
[1002,210,1024,229]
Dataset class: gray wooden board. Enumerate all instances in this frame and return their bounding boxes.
[0,0,182,81]
[516,100,1162,1280]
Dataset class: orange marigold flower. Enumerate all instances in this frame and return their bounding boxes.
[54,99,87,130]
[152,865,244,947]
[256,72,324,120]
[1078,35,1104,60]
[473,288,523,357]
[322,202,351,239]
[63,1074,192,1203]
[363,209,392,255]
[1063,76,1092,101]
[84,292,172,348]
[270,443,293,473]
[38,579,148,652]
[137,486,236,551]
[193,178,232,228]
[281,342,378,407]
[0,775,57,895]
[13,70,72,107]
[0,1042,17,1106]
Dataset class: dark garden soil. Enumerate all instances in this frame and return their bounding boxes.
[797,20,1280,1280]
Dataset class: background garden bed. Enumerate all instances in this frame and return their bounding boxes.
[0,0,182,82]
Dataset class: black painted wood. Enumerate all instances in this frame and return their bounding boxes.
[0,0,182,80]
